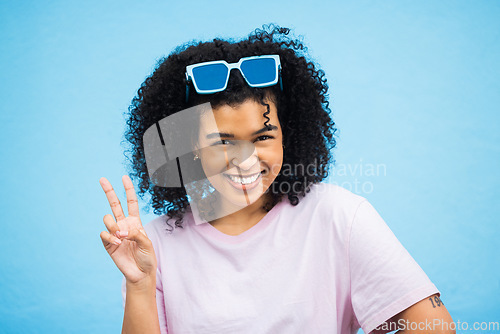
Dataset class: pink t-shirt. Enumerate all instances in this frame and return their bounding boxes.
[122,183,439,333]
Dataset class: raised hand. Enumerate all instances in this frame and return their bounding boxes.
[99,175,157,284]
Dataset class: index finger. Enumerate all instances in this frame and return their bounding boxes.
[99,177,126,222]
[122,175,140,217]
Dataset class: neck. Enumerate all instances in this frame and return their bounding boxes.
[208,192,272,235]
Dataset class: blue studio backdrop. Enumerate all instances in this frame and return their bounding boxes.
[0,0,499,333]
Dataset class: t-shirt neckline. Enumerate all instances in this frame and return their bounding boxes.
[191,199,286,244]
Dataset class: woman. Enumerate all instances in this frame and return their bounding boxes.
[99,24,455,333]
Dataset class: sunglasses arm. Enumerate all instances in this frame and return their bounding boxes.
[185,71,192,103]
[279,68,283,91]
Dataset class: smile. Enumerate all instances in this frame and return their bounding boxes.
[223,171,264,190]
[224,171,261,184]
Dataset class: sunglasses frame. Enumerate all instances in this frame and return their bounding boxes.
[185,55,282,95]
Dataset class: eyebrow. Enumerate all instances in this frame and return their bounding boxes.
[206,125,278,139]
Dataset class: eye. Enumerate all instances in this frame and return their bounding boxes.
[212,139,232,146]
[255,135,274,142]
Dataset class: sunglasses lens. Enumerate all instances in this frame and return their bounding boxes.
[192,63,228,91]
[240,58,277,85]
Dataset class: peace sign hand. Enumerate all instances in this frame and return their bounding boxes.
[99,175,157,285]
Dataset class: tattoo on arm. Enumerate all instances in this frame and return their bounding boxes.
[429,295,444,308]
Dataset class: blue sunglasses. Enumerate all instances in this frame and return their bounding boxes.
[185,55,283,102]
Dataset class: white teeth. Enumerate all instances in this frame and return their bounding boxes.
[227,173,260,184]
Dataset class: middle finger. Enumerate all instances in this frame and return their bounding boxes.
[122,175,140,218]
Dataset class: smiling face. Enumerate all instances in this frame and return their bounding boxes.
[194,98,283,213]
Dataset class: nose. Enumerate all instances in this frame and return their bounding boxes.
[231,153,258,171]
[230,142,259,171]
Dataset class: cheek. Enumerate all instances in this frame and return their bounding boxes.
[200,149,231,171]
[259,145,283,175]
[200,159,220,177]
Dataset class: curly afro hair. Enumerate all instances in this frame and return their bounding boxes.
[123,24,337,231]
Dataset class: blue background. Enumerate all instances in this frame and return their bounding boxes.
[1,0,498,332]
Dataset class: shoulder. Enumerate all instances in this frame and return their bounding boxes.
[142,214,175,243]
[278,182,369,237]
[299,182,368,218]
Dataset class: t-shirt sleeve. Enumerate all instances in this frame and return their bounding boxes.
[349,200,440,333]
[121,268,168,334]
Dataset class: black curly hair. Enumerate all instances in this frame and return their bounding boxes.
[123,24,337,231]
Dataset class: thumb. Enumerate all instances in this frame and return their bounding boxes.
[123,228,152,250]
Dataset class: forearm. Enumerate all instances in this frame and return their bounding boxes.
[122,276,161,334]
